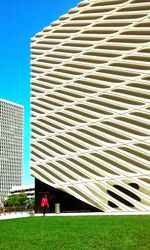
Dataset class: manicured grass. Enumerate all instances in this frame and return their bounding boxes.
[0,215,149,250]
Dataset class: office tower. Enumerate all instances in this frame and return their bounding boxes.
[0,99,23,201]
[30,0,150,212]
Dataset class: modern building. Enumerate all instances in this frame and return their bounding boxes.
[0,99,24,201]
[30,0,150,213]
[8,184,35,200]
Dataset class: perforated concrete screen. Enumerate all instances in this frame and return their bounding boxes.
[30,0,150,212]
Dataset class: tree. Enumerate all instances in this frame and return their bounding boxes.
[4,193,27,207]
[19,193,27,205]
[30,197,35,206]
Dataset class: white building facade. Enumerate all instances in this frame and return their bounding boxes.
[9,184,35,200]
[30,0,150,212]
[0,99,24,201]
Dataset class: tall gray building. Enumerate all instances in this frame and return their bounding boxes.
[0,99,24,201]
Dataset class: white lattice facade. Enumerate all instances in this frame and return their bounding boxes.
[30,0,150,212]
[0,99,23,201]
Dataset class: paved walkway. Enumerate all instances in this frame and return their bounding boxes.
[0,211,150,220]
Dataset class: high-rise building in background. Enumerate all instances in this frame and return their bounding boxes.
[0,99,24,201]
[30,0,150,213]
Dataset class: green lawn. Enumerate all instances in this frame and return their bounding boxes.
[0,215,149,250]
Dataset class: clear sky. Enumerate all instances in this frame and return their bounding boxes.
[0,0,81,185]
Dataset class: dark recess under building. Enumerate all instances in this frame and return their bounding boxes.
[35,178,102,213]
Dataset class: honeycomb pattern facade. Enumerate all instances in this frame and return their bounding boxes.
[30,0,150,212]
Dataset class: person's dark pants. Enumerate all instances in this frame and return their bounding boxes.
[42,205,47,215]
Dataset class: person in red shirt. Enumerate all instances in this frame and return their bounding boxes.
[41,195,49,216]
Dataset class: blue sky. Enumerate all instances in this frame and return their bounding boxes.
[0,0,81,185]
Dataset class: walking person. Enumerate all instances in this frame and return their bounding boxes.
[41,194,49,216]
[0,200,5,216]
[26,199,31,213]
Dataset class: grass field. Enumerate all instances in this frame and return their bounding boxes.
[0,215,149,250]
